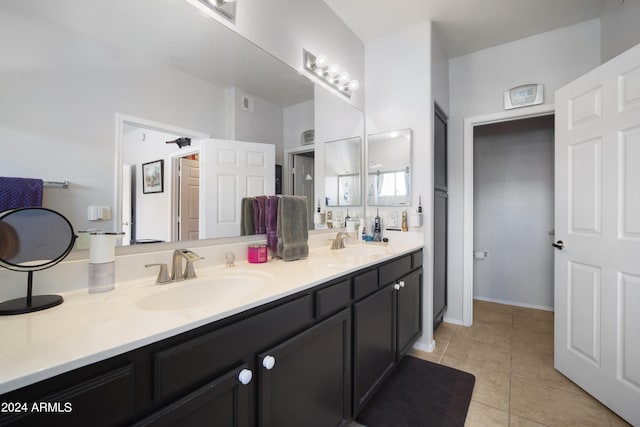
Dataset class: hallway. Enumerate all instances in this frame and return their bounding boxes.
[410,300,631,426]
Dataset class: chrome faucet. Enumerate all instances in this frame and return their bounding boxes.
[330,232,352,250]
[171,249,204,281]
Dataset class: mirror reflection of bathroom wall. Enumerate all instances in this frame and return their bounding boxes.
[0,0,320,247]
[367,129,412,206]
[324,137,362,207]
[315,85,365,225]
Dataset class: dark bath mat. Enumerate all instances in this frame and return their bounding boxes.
[357,356,475,427]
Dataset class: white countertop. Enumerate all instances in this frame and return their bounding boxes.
[0,239,423,394]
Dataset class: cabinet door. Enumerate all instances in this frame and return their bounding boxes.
[397,268,423,360]
[134,364,253,427]
[258,309,351,427]
[353,283,396,415]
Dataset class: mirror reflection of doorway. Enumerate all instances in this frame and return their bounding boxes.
[119,118,206,245]
[288,149,315,228]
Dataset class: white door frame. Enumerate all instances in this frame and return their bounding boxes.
[283,145,315,196]
[462,103,555,326]
[114,113,208,236]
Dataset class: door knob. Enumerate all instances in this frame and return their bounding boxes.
[238,369,253,385]
[552,240,564,250]
[262,355,276,370]
[394,284,401,291]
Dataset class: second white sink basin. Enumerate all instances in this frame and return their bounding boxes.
[136,270,274,311]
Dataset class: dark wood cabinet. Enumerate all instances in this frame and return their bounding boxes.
[353,283,396,415]
[0,250,423,426]
[353,253,423,416]
[396,268,423,361]
[134,363,252,427]
[258,309,350,427]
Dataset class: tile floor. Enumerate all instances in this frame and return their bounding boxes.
[409,300,632,427]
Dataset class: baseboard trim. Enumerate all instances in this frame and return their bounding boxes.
[413,339,435,353]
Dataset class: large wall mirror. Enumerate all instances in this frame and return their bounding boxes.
[367,129,412,206]
[0,0,363,249]
[324,137,362,207]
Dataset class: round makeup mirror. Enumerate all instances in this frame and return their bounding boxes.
[0,207,76,315]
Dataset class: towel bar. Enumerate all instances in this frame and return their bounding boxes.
[43,180,70,189]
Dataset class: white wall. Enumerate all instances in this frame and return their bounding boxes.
[365,21,434,350]
[231,88,284,164]
[0,3,227,232]
[473,116,554,310]
[600,0,640,63]
[190,0,365,111]
[283,100,315,157]
[446,19,601,323]
[431,31,450,116]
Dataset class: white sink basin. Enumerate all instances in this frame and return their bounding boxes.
[136,270,274,311]
[334,245,390,257]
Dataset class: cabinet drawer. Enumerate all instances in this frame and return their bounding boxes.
[379,255,412,285]
[0,364,135,427]
[153,294,313,400]
[353,269,378,300]
[316,279,351,318]
[412,251,423,269]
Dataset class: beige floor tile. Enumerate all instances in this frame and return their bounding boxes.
[513,307,554,335]
[474,300,515,316]
[454,322,513,351]
[510,377,610,427]
[464,401,509,427]
[474,309,514,328]
[511,351,587,397]
[441,357,510,412]
[434,321,458,342]
[511,329,553,358]
[444,334,511,372]
[509,414,549,427]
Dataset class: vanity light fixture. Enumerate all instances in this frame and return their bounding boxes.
[197,0,237,20]
[303,49,359,99]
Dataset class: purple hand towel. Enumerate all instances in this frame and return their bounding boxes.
[0,177,43,211]
[266,195,280,256]
[253,196,268,235]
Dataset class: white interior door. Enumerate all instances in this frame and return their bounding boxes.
[121,164,132,245]
[179,157,200,241]
[200,139,275,238]
[555,43,640,425]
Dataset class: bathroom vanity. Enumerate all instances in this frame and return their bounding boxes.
[0,244,423,426]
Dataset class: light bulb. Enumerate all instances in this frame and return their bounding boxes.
[328,63,340,77]
[348,80,360,91]
[339,71,351,83]
[314,54,328,69]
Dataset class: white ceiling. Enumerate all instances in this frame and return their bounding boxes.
[323,0,608,58]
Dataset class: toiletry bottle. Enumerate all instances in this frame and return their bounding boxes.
[361,226,366,241]
[401,211,408,232]
[418,195,423,213]
[373,209,382,242]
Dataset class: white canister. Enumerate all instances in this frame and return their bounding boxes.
[88,232,121,293]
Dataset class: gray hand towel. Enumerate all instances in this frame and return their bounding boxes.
[240,197,255,236]
[276,196,309,261]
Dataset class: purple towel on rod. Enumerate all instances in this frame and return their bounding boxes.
[266,196,280,256]
[0,177,43,211]
[253,196,268,234]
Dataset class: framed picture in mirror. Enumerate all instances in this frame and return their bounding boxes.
[142,159,164,194]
